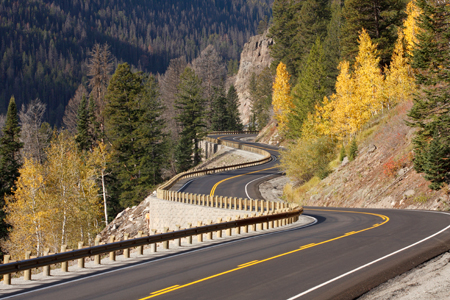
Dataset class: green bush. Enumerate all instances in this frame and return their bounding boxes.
[281,136,337,184]
[349,138,358,161]
[339,143,346,161]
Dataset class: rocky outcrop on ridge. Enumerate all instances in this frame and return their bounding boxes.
[234,30,273,125]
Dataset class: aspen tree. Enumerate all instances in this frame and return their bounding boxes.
[403,1,422,56]
[272,62,294,134]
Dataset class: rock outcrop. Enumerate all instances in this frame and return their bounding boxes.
[234,31,273,125]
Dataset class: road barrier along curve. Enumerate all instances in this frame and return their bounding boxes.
[0,131,302,284]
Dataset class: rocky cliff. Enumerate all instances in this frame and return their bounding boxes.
[234,31,273,125]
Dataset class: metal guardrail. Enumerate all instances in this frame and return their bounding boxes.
[208,131,259,135]
[0,208,302,276]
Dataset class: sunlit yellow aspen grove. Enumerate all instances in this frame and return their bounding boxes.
[2,132,103,257]
[272,62,294,133]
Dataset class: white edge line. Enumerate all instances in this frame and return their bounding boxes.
[244,169,281,200]
[177,179,195,192]
[286,212,450,300]
[1,216,318,299]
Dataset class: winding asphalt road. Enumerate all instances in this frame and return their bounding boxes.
[3,134,450,300]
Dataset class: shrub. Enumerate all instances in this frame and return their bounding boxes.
[339,144,346,161]
[348,138,358,161]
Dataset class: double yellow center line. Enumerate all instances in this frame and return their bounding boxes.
[139,209,390,299]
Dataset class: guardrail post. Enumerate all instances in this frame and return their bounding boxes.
[217,218,222,238]
[176,225,182,246]
[249,199,253,211]
[61,245,68,272]
[78,242,85,268]
[235,216,241,234]
[243,215,249,233]
[233,197,237,210]
[24,251,31,280]
[43,248,50,276]
[251,214,257,231]
[238,198,243,210]
[3,255,11,285]
[163,227,170,249]
[197,222,203,242]
[226,217,232,236]
[187,223,193,244]
[219,196,223,208]
[109,235,116,261]
[94,237,101,264]
[207,221,213,240]
[137,231,144,255]
[150,229,157,252]
[123,233,130,258]
[243,198,247,210]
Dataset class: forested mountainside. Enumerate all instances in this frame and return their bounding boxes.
[0,0,272,125]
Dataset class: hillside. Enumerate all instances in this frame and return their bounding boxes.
[0,0,272,125]
[283,100,448,211]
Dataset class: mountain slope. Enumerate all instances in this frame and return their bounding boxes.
[0,0,272,125]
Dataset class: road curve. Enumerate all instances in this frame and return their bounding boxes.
[3,135,450,300]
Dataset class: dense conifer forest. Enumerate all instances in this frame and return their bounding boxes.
[0,0,272,125]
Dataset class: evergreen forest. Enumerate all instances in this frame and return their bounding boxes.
[0,0,272,125]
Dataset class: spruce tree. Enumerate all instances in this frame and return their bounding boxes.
[339,143,346,161]
[226,85,243,131]
[422,130,450,190]
[289,38,327,139]
[75,95,92,152]
[348,138,358,161]
[210,86,228,131]
[175,67,207,172]
[407,0,450,189]
[0,97,23,240]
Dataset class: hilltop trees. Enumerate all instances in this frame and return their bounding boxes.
[341,0,406,66]
[407,0,450,190]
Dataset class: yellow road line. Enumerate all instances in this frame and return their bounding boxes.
[139,209,390,299]
[150,285,180,295]
[209,166,278,197]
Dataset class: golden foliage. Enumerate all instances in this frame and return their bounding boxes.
[403,1,422,56]
[272,62,294,133]
[2,132,103,257]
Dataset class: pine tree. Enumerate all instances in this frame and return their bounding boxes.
[0,96,23,241]
[210,86,229,131]
[272,62,294,134]
[249,68,274,130]
[289,38,328,139]
[407,0,450,189]
[339,143,346,161]
[323,0,344,94]
[75,95,92,152]
[175,67,207,172]
[226,85,243,131]
[341,0,406,66]
[422,129,450,190]
[348,138,358,161]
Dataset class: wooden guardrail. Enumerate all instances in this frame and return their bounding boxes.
[0,208,302,282]
[0,131,302,285]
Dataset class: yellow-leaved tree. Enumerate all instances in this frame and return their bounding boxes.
[3,159,50,257]
[384,30,416,107]
[403,1,422,56]
[272,62,294,134]
[351,29,384,129]
[2,132,103,257]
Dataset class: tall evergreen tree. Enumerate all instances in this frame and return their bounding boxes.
[341,0,406,66]
[175,67,207,172]
[105,65,168,210]
[75,95,92,152]
[289,38,328,138]
[210,86,229,131]
[407,0,450,190]
[0,97,23,240]
[226,85,243,131]
[249,67,274,130]
[323,0,344,94]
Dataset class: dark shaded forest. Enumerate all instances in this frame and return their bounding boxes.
[0,0,273,125]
